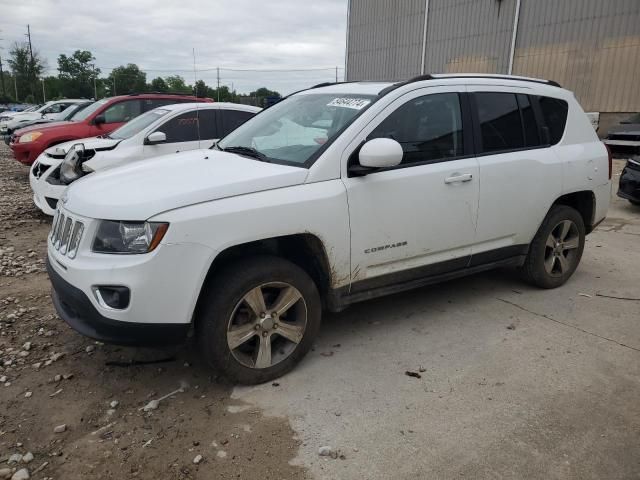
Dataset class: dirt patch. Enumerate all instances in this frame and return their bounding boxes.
[0,145,308,480]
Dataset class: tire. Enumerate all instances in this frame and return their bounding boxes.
[196,255,321,384]
[521,205,585,289]
[629,199,640,206]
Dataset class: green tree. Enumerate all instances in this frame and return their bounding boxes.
[150,77,168,92]
[57,50,100,98]
[7,42,46,102]
[194,79,207,97]
[108,64,147,95]
[165,75,192,94]
[249,87,280,98]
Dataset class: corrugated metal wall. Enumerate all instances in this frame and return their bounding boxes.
[424,0,516,74]
[346,0,640,112]
[512,0,640,112]
[346,0,426,81]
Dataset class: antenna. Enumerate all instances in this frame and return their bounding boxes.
[193,48,201,143]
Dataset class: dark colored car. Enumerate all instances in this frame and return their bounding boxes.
[604,113,640,155]
[3,101,94,145]
[618,156,640,206]
[10,93,213,165]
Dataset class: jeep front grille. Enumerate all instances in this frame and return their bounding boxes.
[50,211,84,259]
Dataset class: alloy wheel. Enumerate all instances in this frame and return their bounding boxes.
[227,282,307,369]
[544,219,580,277]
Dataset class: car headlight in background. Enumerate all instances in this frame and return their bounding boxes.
[59,143,85,184]
[92,221,169,254]
[18,131,43,143]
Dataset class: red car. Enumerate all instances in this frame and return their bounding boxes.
[10,93,212,165]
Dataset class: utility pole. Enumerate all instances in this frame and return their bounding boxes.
[335,66,338,83]
[112,75,116,96]
[91,64,97,99]
[14,76,18,102]
[41,78,45,102]
[0,56,5,98]
[25,24,36,100]
[216,67,220,102]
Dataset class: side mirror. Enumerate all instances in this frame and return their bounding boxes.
[349,138,403,176]
[93,114,106,125]
[145,131,167,145]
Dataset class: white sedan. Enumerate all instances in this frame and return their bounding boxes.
[30,102,260,215]
[0,99,87,136]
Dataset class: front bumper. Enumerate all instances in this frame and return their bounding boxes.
[10,140,41,165]
[618,159,640,203]
[46,208,214,346]
[47,257,189,346]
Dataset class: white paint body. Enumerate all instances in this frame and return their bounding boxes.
[47,77,610,327]
[29,102,260,215]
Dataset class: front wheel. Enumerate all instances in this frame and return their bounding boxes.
[196,256,321,384]
[521,205,585,289]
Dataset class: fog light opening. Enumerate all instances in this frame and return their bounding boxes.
[92,286,130,310]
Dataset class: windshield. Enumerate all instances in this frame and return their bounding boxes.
[64,103,91,120]
[110,108,170,139]
[218,93,376,166]
[35,102,55,113]
[22,105,41,113]
[72,98,108,121]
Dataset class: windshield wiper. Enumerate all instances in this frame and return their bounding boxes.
[222,146,269,162]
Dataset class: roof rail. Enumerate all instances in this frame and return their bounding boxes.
[310,81,358,89]
[127,91,199,97]
[412,74,561,88]
[378,73,560,98]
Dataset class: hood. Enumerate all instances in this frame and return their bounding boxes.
[14,120,75,136]
[608,124,640,135]
[64,149,309,220]
[44,136,120,156]
[7,112,42,123]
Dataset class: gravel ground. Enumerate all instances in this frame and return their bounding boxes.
[0,144,308,480]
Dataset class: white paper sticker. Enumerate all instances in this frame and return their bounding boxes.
[327,97,371,110]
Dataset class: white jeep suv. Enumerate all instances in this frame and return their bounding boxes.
[46,74,611,384]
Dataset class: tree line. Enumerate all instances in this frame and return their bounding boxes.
[0,43,280,105]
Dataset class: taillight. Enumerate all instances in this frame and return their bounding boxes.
[604,143,612,179]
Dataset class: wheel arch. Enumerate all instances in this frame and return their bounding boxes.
[552,190,596,233]
[193,233,333,321]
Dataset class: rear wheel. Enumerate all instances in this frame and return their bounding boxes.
[196,256,321,384]
[629,199,640,206]
[521,205,585,289]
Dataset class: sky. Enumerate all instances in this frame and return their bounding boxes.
[0,0,348,95]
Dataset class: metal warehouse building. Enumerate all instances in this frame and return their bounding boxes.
[345,0,640,132]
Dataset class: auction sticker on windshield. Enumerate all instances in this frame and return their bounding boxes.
[327,98,371,110]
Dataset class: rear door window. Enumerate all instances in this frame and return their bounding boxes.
[475,92,524,153]
[219,110,255,137]
[538,96,569,145]
[517,94,541,147]
[197,110,219,140]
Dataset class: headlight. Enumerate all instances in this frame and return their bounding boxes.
[19,131,43,143]
[60,143,85,184]
[92,221,169,254]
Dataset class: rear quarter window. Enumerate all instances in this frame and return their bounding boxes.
[538,96,569,145]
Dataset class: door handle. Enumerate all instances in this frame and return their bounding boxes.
[444,173,473,184]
